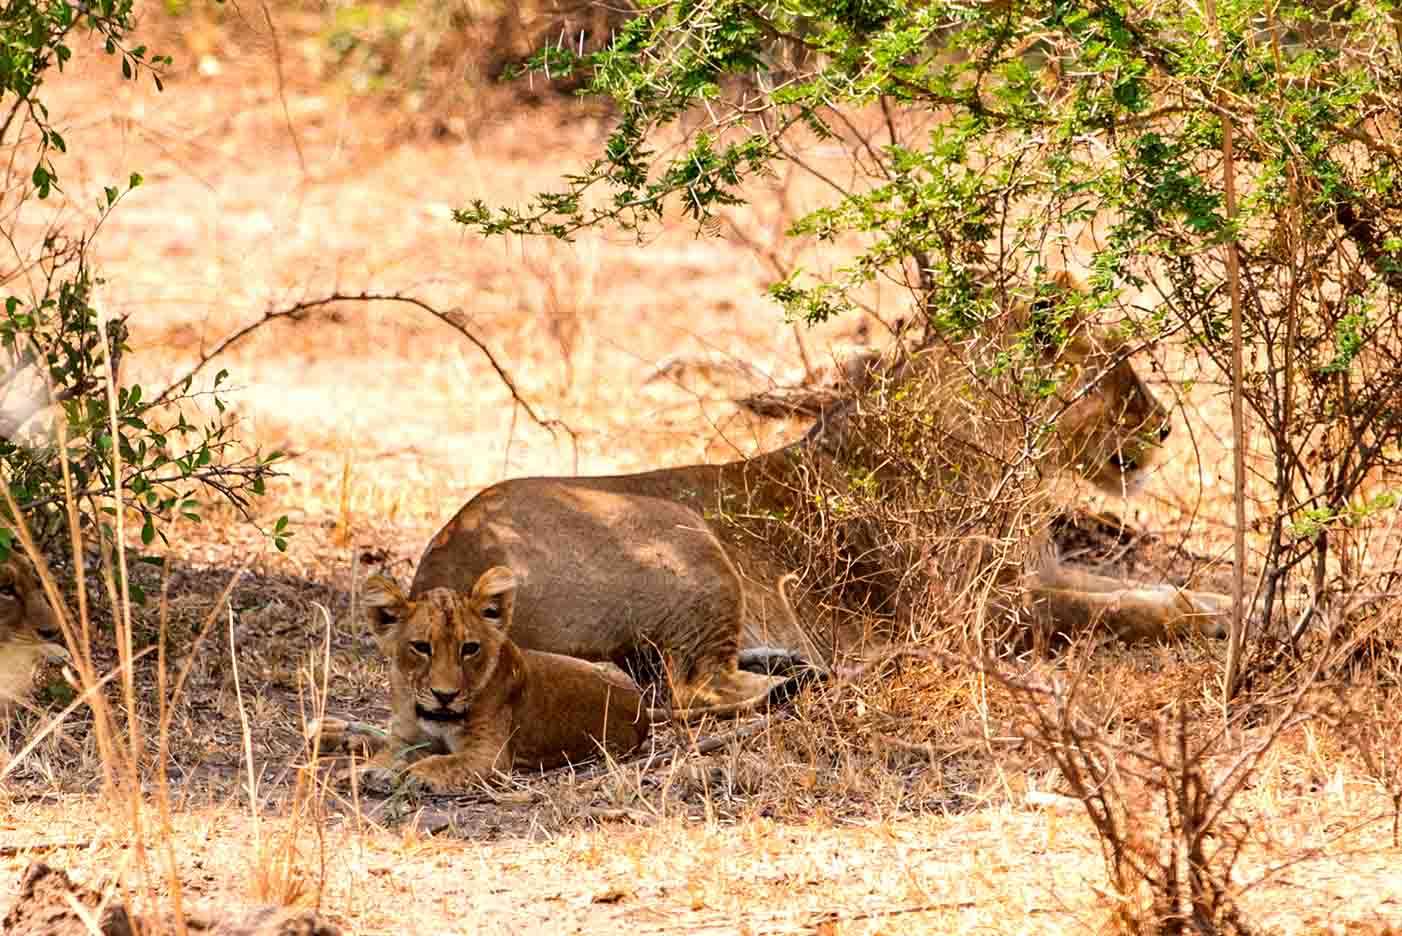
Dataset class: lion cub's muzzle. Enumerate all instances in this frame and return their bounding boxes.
[416,688,469,723]
[416,702,469,723]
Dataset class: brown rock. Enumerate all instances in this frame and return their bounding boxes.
[2,862,135,936]
[4,862,342,936]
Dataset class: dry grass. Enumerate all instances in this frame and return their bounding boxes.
[1,3,1401,933]
[4,780,1402,933]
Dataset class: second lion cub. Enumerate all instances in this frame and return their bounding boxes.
[333,566,649,793]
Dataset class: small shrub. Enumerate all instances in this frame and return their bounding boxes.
[0,2,284,582]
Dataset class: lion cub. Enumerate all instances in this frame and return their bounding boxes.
[339,567,649,793]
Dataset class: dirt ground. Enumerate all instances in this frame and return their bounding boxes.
[5,790,1402,935]
[2,4,1402,933]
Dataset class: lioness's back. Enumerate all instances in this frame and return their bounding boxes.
[413,476,756,659]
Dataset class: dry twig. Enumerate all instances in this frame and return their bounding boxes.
[151,291,573,443]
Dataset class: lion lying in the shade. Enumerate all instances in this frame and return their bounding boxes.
[406,271,1230,714]
[313,566,653,793]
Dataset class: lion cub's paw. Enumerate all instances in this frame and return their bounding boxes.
[404,756,476,795]
[350,764,415,796]
[343,755,463,797]
[344,762,454,797]
[305,716,349,751]
[306,716,388,758]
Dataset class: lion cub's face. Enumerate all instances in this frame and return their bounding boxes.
[364,567,515,727]
[0,553,66,707]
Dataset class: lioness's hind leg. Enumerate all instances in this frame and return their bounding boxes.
[669,575,818,717]
[662,637,788,710]
[656,547,749,709]
[1032,578,1231,642]
[661,668,790,721]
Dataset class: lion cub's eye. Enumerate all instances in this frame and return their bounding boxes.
[409,640,432,656]
[460,641,481,658]
[0,584,17,599]
[480,605,501,622]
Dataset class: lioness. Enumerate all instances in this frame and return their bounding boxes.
[0,552,67,714]
[321,567,649,792]
[411,273,1230,708]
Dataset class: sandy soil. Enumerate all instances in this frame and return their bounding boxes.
[4,784,1402,934]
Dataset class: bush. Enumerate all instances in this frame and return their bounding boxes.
[0,1,285,579]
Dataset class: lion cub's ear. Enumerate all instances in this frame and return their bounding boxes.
[470,566,516,630]
[362,574,410,640]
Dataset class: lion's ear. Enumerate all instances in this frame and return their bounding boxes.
[362,574,409,640]
[471,566,516,630]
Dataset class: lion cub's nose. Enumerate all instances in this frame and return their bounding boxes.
[431,688,459,706]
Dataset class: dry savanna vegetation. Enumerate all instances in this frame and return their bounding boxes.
[2,1,1402,933]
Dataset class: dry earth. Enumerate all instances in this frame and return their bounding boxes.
[1,4,1401,934]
